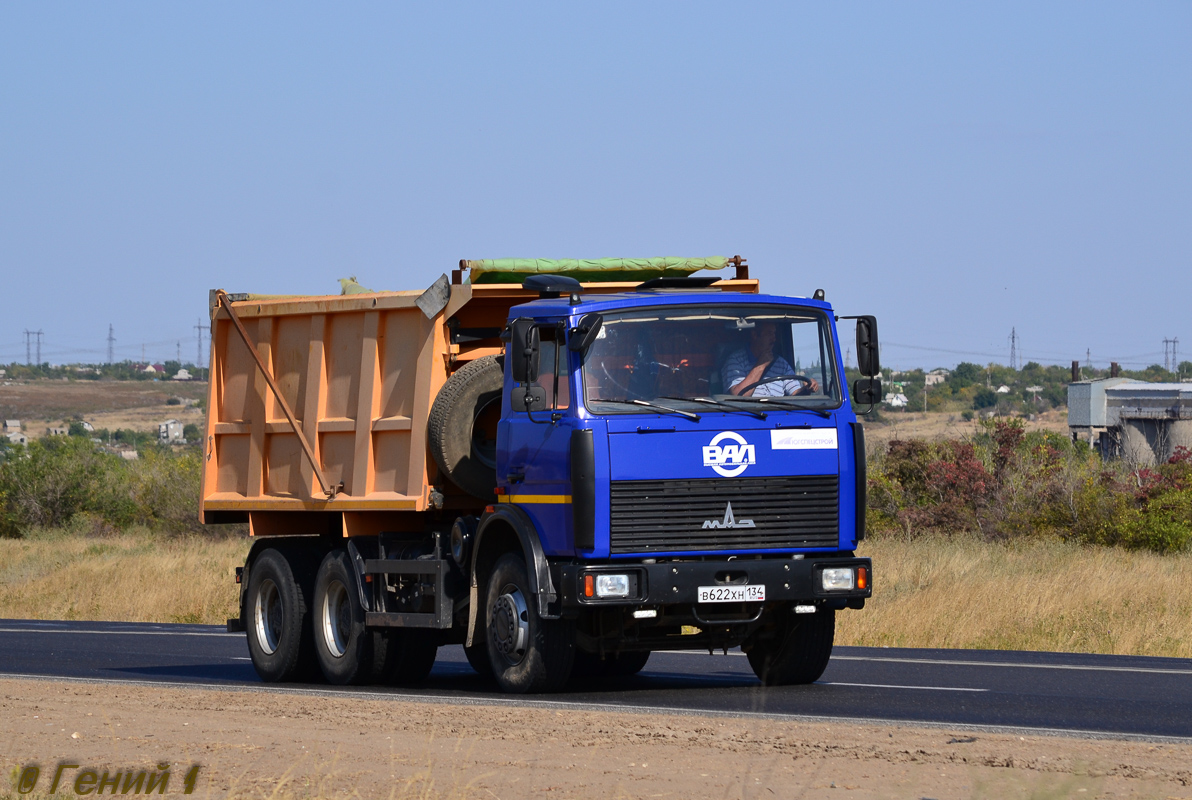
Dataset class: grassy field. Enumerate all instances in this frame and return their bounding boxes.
[2,528,1190,658]
[838,534,1192,658]
[0,526,247,624]
[0,379,207,440]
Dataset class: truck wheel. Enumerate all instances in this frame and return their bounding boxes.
[427,355,503,500]
[484,553,575,693]
[464,641,494,680]
[312,549,375,685]
[572,650,651,679]
[746,607,835,686]
[245,548,311,683]
[374,629,438,685]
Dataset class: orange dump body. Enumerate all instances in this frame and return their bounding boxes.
[200,276,759,537]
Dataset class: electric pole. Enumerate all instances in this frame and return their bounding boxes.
[176,341,181,363]
[33,330,43,365]
[107,324,115,364]
[194,320,205,369]
[23,330,31,365]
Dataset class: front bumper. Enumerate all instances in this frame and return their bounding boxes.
[556,556,871,610]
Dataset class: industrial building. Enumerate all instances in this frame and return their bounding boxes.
[1068,379,1192,465]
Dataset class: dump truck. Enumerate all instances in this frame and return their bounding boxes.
[207,257,880,693]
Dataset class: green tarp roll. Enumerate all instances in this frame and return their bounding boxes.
[462,257,732,284]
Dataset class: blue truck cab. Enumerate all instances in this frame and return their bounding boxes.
[469,274,880,692]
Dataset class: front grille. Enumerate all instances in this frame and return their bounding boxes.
[609,475,839,554]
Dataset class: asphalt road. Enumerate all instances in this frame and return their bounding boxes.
[2,618,1190,741]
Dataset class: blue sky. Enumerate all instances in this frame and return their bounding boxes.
[1,3,1189,370]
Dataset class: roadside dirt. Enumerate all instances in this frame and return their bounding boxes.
[2,678,1189,799]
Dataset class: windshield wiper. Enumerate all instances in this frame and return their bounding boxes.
[726,396,832,418]
[619,399,701,421]
[659,396,767,420]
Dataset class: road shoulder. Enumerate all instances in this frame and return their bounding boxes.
[2,677,1190,799]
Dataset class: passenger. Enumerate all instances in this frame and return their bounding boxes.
[722,321,820,397]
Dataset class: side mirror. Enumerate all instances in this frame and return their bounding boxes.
[853,378,882,406]
[568,312,604,353]
[855,316,880,377]
[509,318,540,383]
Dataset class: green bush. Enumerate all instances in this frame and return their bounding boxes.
[0,438,206,538]
[868,422,1192,554]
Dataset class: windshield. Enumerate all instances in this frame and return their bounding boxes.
[582,305,841,413]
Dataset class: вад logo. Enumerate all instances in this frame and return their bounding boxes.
[702,431,756,477]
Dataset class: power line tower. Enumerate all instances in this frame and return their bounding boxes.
[194,320,205,369]
[24,330,44,365]
[176,341,181,363]
[1164,337,1176,372]
[107,324,115,364]
[1009,327,1019,371]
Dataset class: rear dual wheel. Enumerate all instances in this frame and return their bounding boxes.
[245,547,319,683]
[313,549,438,686]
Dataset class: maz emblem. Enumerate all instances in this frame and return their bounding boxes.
[702,501,755,530]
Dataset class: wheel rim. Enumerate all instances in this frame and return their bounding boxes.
[490,583,530,666]
[253,579,282,656]
[471,395,501,469]
[321,579,351,658]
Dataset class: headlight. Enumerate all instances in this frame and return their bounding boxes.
[595,574,630,598]
[821,567,854,591]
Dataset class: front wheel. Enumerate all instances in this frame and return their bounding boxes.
[745,607,835,686]
[484,553,574,693]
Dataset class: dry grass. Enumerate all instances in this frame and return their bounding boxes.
[0,526,248,624]
[3,528,1190,658]
[864,406,1070,449]
[839,532,1192,658]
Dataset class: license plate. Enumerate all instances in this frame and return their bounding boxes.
[697,584,765,603]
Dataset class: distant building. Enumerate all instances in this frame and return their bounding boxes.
[884,392,909,408]
[996,385,1012,394]
[924,371,948,387]
[1069,380,1192,464]
[143,364,158,374]
[3,420,20,433]
[172,368,192,381]
[47,426,69,436]
[0,369,6,378]
[81,421,94,432]
[159,419,185,443]
[5,431,28,446]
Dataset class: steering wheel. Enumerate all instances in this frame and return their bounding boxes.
[735,374,815,397]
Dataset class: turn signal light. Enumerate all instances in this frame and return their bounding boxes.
[584,574,595,598]
[857,567,868,590]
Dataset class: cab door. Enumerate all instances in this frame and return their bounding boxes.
[497,323,577,556]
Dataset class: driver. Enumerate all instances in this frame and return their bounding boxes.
[722,321,820,397]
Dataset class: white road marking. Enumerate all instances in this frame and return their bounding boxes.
[831,655,1192,677]
[822,681,986,692]
[671,649,1192,677]
[0,627,239,638]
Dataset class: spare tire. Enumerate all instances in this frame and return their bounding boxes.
[428,355,504,500]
